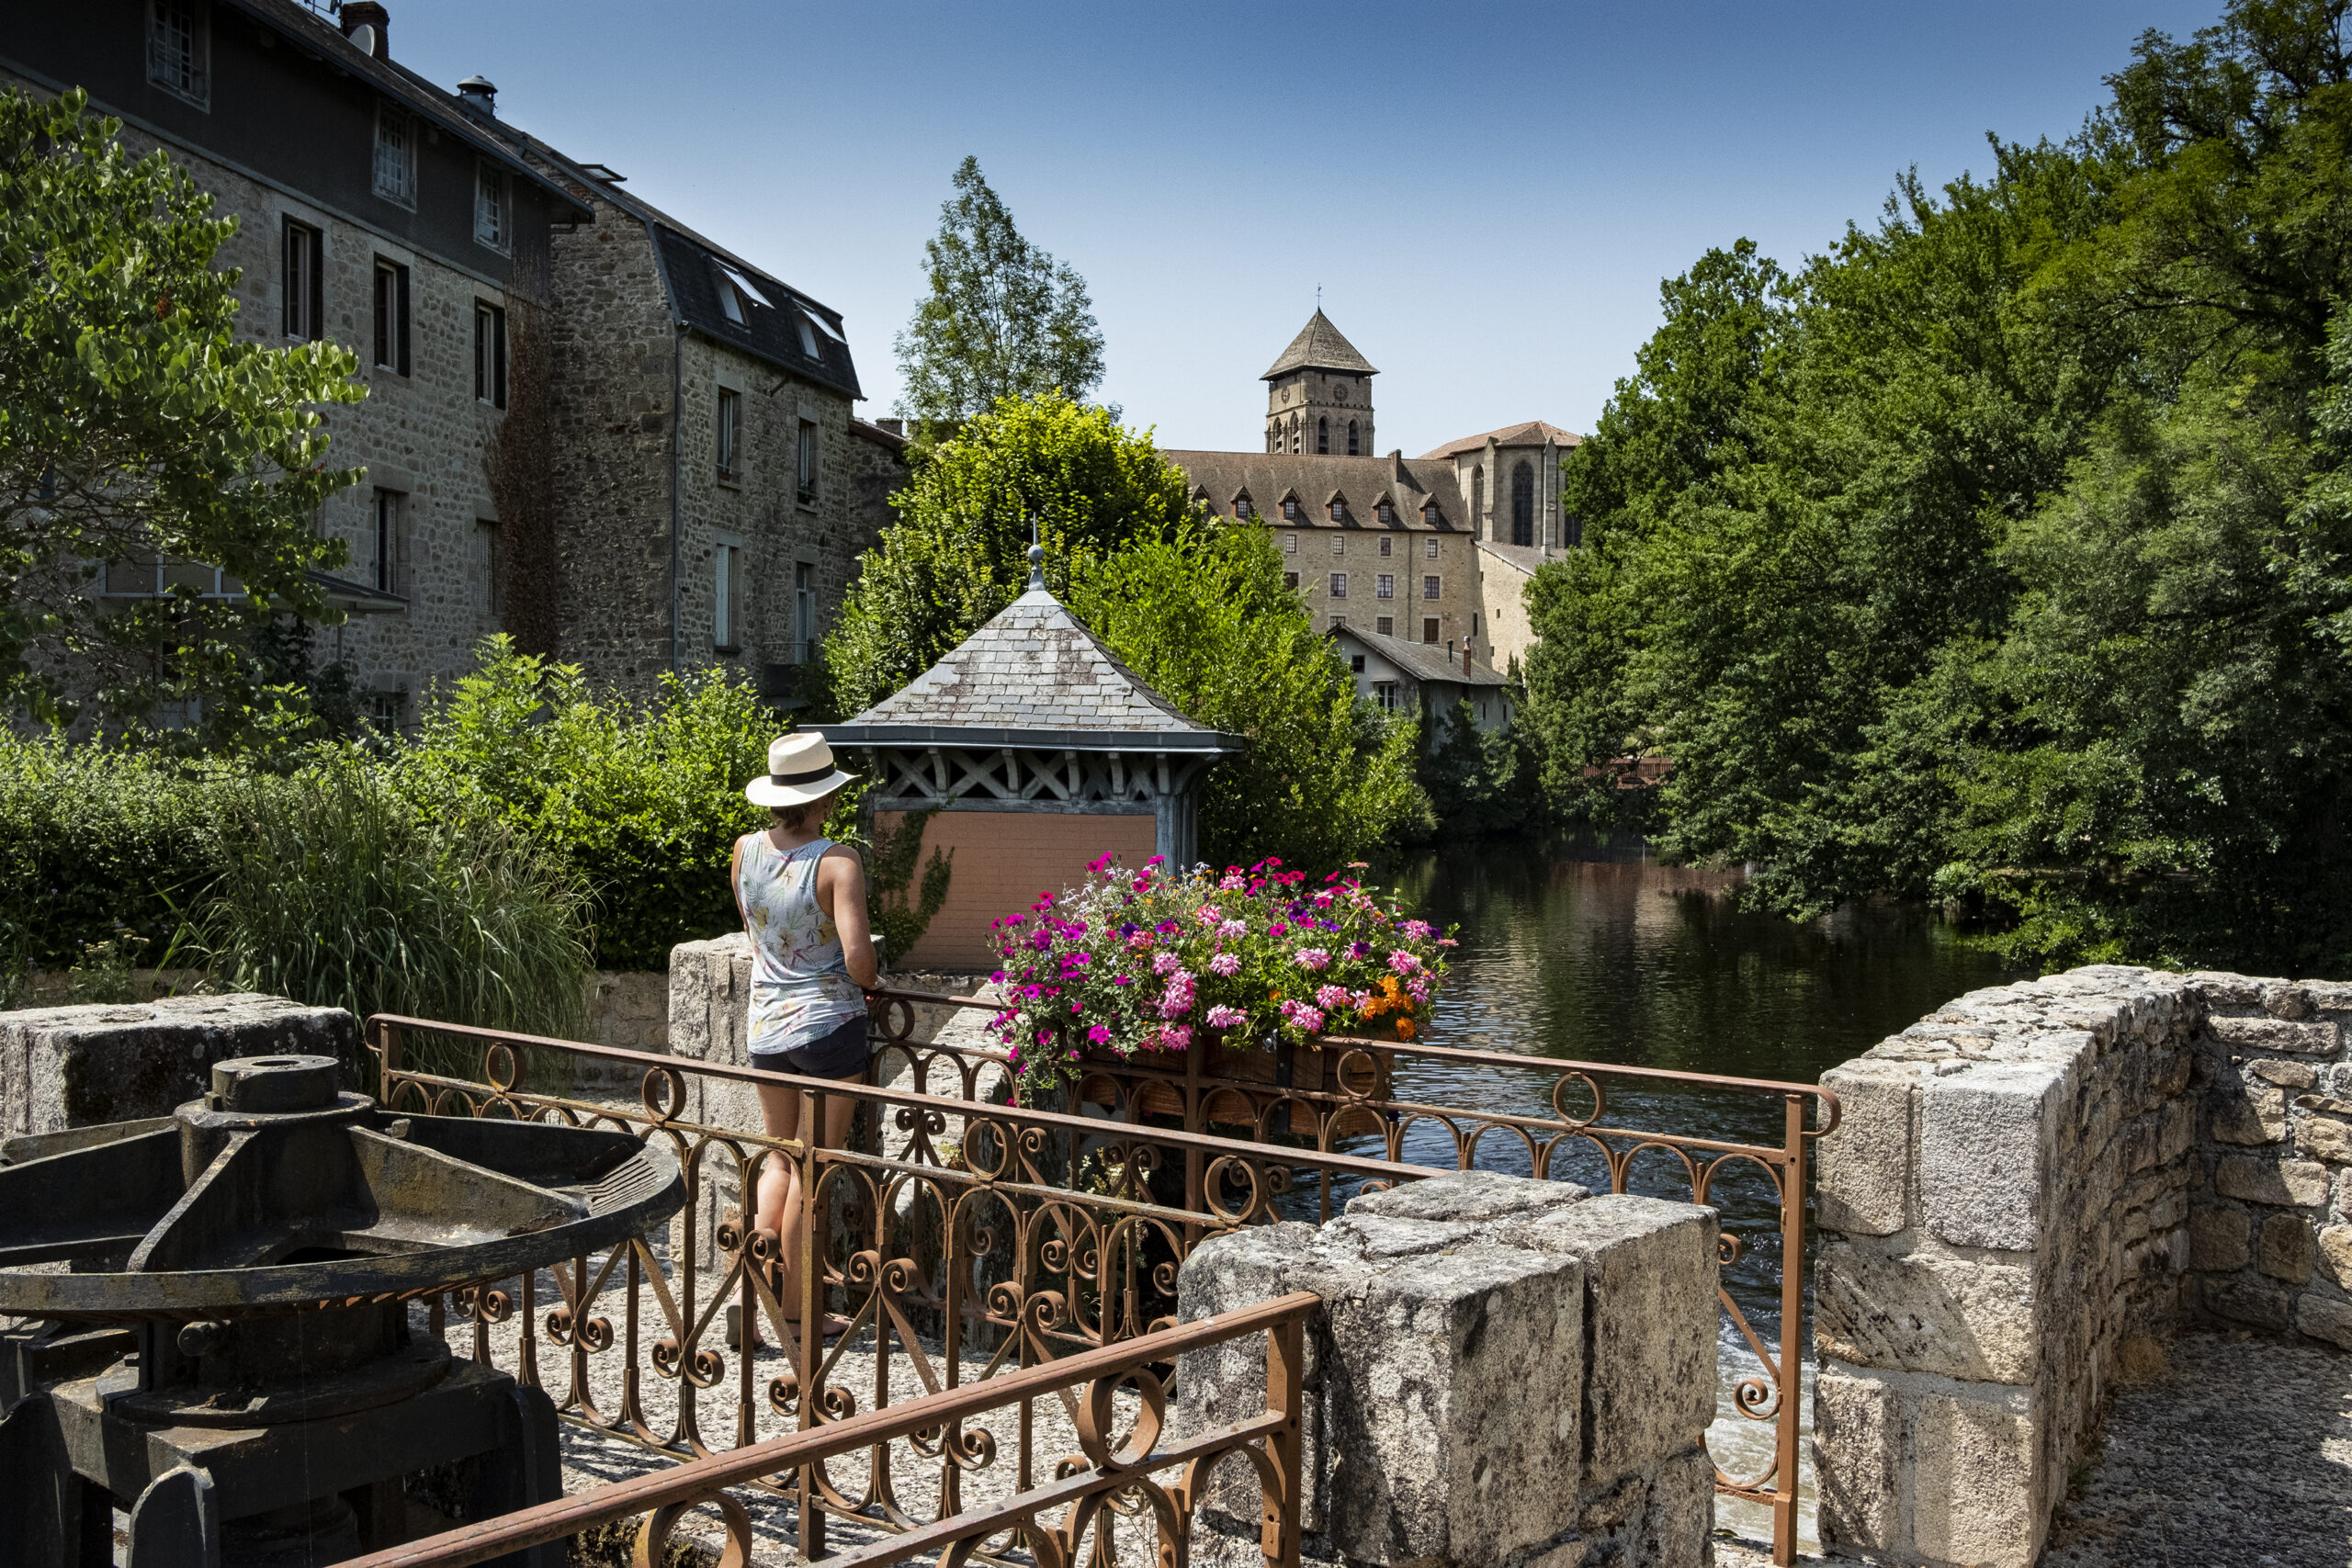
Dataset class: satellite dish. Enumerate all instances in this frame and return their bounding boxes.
[349,23,378,55]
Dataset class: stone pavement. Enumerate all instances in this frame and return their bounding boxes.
[2041,1330,2352,1568]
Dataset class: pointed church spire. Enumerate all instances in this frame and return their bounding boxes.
[1261,310,1378,380]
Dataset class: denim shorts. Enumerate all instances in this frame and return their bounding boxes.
[749,1013,870,1081]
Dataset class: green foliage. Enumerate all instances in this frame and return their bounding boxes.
[0,88,366,734]
[893,157,1105,444]
[188,759,592,1039]
[397,637,778,972]
[1068,525,1432,870]
[866,806,954,962]
[1521,0,2352,975]
[1421,700,1531,839]
[824,393,1198,717]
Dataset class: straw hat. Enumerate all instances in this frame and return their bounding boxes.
[743,732,857,807]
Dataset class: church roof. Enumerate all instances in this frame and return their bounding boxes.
[819,587,1236,753]
[1161,451,1464,529]
[1261,310,1378,380]
[1419,421,1583,460]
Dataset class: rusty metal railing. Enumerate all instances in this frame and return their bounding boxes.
[344,1289,1316,1568]
[866,987,1842,1565]
[367,1014,1413,1560]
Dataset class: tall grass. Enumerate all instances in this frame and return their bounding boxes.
[190,761,591,1077]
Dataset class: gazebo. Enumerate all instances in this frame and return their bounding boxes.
[816,548,1239,968]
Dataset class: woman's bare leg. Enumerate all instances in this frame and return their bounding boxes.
[753,1077,856,1332]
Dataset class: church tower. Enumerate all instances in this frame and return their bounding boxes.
[1262,310,1377,456]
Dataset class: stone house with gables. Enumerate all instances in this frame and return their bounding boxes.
[4,0,901,723]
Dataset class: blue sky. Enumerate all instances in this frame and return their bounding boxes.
[390,1,2222,455]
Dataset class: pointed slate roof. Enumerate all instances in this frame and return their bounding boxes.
[818,588,1237,753]
[1261,310,1378,380]
[1419,420,1583,460]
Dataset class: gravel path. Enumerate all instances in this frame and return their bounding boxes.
[2043,1331,2352,1568]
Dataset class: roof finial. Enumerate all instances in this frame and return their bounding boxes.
[1316,284,1322,310]
[1027,515,1045,592]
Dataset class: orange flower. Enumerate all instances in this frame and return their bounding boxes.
[1396,1019,1415,1040]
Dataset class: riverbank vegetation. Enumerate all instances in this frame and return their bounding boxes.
[1525,0,2352,976]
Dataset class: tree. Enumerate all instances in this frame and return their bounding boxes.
[1069,525,1431,870]
[823,392,1195,717]
[893,157,1106,441]
[0,88,366,733]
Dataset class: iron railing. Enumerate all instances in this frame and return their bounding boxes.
[345,1289,1316,1568]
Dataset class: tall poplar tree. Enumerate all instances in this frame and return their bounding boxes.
[892,157,1106,442]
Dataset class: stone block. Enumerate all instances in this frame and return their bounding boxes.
[0,994,357,1140]
[1812,1365,1899,1557]
[2259,1213,2315,1283]
[2189,1205,2251,1271]
[2296,1292,2352,1350]
[1816,1059,1918,1236]
[2158,1097,2196,1162]
[2252,1059,2318,1089]
[1346,1166,1588,1225]
[1912,1387,2044,1568]
[2202,1274,2291,1331]
[2318,1224,2352,1290]
[1919,1060,2068,1251]
[1815,1240,2038,1383]
[1502,1192,1719,1486]
[2216,1156,2330,1207]
[2297,1113,2352,1165]
[2211,1016,2336,1054]
[2211,1080,2286,1145]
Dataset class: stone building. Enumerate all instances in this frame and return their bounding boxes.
[1329,625,1511,750]
[1168,310,1580,677]
[4,0,902,721]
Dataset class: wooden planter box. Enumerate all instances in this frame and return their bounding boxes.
[1076,1030,1394,1134]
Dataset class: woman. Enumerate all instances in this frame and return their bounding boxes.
[733,731,879,1343]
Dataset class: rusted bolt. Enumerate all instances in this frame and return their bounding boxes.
[177,1319,232,1358]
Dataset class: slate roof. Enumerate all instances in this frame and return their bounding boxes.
[1333,626,1510,689]
[1160,451,1463,529]
[819,590,1237,753]
[1419,421,1584,461]
[1261,310,1378,379]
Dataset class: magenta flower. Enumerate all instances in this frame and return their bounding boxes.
[1389,952,1424,976]
[1315,984,1350,1010]
[1151,951,1181,976]
[1218,918,1248,938]
[1206,1004,1247,1028]
[1208,952,1241,976]
[1295,948,1330,971]
[1087,1023,1113,1044]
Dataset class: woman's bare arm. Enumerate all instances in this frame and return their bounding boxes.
[818,844,881,988]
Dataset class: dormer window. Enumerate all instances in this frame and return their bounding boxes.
[147,1,209,108]
[1422,504,1442,526]
[715,263,765,326]
[797,315,820,358]
[1328,500,1345,524]
[1376,501,1395,525]
[1282,499,1300,522]
[1234,494,1253,520]
[474,163,509,252]
[373,105,416,207]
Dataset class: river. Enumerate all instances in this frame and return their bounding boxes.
[1371,834,2023,1547]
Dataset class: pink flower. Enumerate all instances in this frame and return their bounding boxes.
[1152,952,1181,976]
[1389,952,1424,976]
[1087,1023,1113,1044]
[1403,919,1436,941]
[1315,985,1350,1010]
[1219,871,1246,891]
[1208,952,1241,976]
[1270,921,1289,937]
[1194,905,1224,926]
[1351,990,1374,1011]
[1206,1004,1247,1028]
[1218,918,1248,938]
[1295,948,1330,971]
[1311,891,1334,908]
[1158,1024,1193,1049]
[1279,1000,1325,1032]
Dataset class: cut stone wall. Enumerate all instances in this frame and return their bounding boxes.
[1175,1168,1719,1568]
[0,995,358,1141]
[1812,964,2352,1567]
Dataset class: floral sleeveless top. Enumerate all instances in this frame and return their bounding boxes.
[736,834,867,1055]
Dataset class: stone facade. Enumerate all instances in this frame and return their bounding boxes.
[1176,1169,1718,1568]
[1811,964,2352,1568]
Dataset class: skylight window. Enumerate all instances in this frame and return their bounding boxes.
[714,262,767,324]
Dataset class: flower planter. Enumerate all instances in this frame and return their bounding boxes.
[1076,1029,1394,1134]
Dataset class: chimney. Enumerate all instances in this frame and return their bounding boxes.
[456,75,497,116]
[876,417,904,436]
[1464,640,1473,677]
[341,2,390,60]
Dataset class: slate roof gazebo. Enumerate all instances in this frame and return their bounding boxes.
[816,547,1239,967]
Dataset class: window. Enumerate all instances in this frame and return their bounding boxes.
[101,554,241,598]
[1375,615,1394,637]
[1376,574,1395,599]
[372,259,410,375]
[1511,459,1535,547]
[718,282,745,324]
[282,220,322,341]
[1350,655,1365,673]
[1471,468,1485,537]
[1283,571,1299,591]
[1376,502,1394,526]
[1347,420,1360,457]
[1317,418,1329,455]
[374,105,416,207]
[474,302,508,407]
[1329,615,1347,630]
[1234,495,1253,520]
[797,315,821,358]
[797,418,819,505]
[474,163,509,252]
[795,562,818,663]
[477,520,503,619]
[1328,501,1345,524]
[1421,617,1440,644]
[1330,534,1344,556]
[1423,574,1441,600]
[1426,537,1439,558]
[714,538,743,650]
[1281,532,1296,554]
[1282,500,1299,522]
[1329,572,1347,599]
[147,1,209,107]
[366,691,405,733]
[1378,536,1392,557]
[717,389,741,478]
[370,489,407,597]
[1374,681,1397,711]
[1423,504,1442,526]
